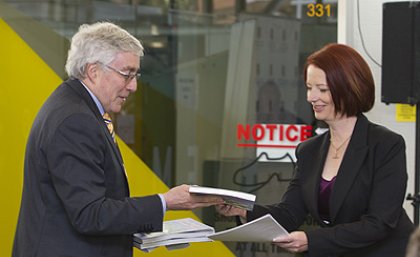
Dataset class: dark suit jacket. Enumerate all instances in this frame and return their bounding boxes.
[248,114,414,257]
[13,79,164,257]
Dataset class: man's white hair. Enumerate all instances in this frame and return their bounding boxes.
[65,21,144,79]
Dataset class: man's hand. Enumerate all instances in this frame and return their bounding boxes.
[163,184,224,210]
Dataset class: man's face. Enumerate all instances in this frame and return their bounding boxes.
[95,52,140,113]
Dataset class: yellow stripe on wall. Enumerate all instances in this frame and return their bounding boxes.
[0,18,234,257]
[0,18,62,256]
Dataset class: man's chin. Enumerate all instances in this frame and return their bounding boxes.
[110,105,123,113]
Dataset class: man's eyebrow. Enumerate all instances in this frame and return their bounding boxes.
[122,65,140,71]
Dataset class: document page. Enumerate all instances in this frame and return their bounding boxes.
[208,214,289,242]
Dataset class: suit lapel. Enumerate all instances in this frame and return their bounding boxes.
[302,133,330,223]
[64,79,129,191]
[65,79,123,161]
[329,115,369,223]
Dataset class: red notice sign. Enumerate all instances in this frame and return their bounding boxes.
[236,124,312,162]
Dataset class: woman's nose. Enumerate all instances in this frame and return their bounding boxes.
[307,89,317,103]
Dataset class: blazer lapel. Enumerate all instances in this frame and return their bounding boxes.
[65,80,123,160]
[302,133,330,223]
[65,79,128,189]
[329,115,369,223]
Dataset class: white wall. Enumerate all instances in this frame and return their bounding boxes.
[338,0,417,220]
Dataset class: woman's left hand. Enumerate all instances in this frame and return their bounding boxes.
[272,231,308,254]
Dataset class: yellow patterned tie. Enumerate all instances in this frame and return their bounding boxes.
[102,113,128,178]
[102,112,116,143]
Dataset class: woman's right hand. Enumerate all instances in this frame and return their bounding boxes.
[215,204,247,219]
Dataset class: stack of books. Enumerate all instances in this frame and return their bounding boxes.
[133,218,215,252]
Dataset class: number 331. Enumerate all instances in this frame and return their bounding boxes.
[307,3,331,17]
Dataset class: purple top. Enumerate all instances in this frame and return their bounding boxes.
[318,176,336,223]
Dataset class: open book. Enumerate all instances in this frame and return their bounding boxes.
[189,185,256,211]
[133,218,214,251]
[208,214,289,242]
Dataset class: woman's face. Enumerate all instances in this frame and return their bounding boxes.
[306,64,336,122]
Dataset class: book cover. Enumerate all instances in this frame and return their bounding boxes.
[189,185,256,210]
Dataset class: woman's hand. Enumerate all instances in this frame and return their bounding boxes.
[273,231,308,254]
[215,204,247,219]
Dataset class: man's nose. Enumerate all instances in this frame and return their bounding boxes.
[126,79,137,92]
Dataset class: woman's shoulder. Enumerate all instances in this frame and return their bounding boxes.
[366,119,405,145]
[359,118,406,161]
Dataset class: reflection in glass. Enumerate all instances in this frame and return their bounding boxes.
[4,1,337,255]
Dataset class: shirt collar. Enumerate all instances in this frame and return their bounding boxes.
[79,79,105,116]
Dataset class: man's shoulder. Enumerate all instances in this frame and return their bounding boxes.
[35,80,95,130]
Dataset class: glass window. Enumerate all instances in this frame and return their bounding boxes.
[4,0,337,256]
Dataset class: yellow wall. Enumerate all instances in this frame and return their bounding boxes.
[0,18,61,255]
[0,18,234,257]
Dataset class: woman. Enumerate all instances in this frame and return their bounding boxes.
[217,43,414,257]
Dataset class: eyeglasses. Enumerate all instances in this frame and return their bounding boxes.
[102,63,141,83]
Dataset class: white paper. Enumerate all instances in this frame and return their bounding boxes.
[208,214,289,242]
[135,218,213,242]
[133,218,214,251]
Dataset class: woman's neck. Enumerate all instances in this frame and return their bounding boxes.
[328,115,357,142]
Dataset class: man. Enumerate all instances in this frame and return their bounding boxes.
[13,22,222,257]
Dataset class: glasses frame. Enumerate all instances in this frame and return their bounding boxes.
[102,63,141,83]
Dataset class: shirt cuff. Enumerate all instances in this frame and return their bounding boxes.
[239,216,247,224]
[158,194,167,213]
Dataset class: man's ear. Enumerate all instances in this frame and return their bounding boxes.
[85,63,100,83]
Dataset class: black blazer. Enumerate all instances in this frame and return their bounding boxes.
[248,114,414,257]
[13,79,164,257]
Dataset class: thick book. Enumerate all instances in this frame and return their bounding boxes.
[133,218,214,251]
[189,185,256,211]
[208,214,289,242]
